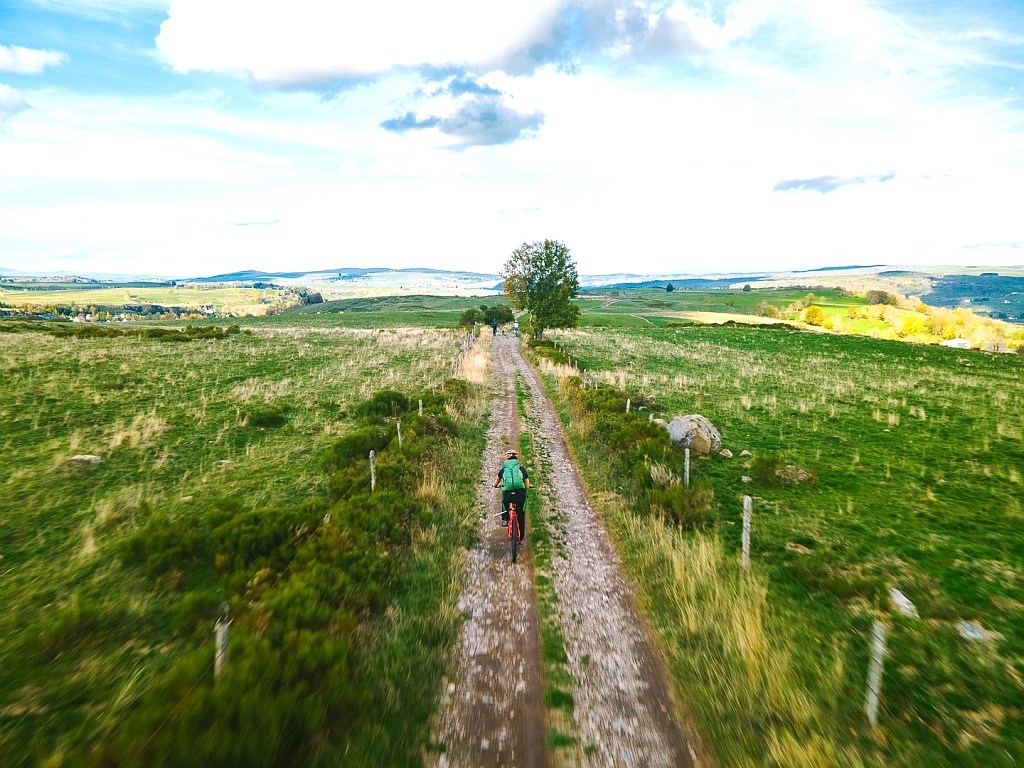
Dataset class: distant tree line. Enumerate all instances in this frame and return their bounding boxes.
[459,304,515,326]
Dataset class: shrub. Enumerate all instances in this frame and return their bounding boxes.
[355,389,409,417]
[322,425,393,473]
[750,452,786,486]
[172,591,223,635]
[529,337,572,366]
[245,401,291,428]
[459,307,483,326]
[641,482,715,529]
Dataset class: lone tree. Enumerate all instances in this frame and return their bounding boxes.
[666,282,675,293]
[502,239,580,337]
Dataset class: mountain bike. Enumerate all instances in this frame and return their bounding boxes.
[507,501,523,563]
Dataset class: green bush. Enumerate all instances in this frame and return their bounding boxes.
[529,337,573,366]
[172,591,224,635]
[482,304,514,325]
[322,424,393,473]
[102,384,469,764]
[355,389,409,417]
[245,401,291,428]
[558,377,714,529]
[750,452,786,486]
[641,482,716,529]
[459,307,483,326]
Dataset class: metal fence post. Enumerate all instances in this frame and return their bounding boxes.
[370,450,376,491]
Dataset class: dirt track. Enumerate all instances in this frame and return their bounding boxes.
[431,334,695,767]
[430,336,546,768]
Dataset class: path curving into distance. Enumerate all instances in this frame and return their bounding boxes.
[431,334,695,767]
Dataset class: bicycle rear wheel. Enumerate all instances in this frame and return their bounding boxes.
[509,506,519,563]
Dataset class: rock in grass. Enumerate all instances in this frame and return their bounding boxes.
[889,588,919,618]
[659,415,722,456]
[719,449,733,458]
[740,450,752,457]
[67,454,102,467]
[956,621,1000,641]
[741,476,752,483]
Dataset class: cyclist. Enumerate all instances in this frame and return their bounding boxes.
[513,320,519,337]
[491,318,498,336]
[493,448,529,539]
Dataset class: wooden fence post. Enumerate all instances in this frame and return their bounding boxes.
[369,450,376,492]
[397,421,402,448]
[418,399,423,416]
[626,398,631,413]
[865,620,887,726]
[742,495,752,569]
[684,448,690,486]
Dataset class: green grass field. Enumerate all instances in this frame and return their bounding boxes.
[537,324,1024,767]
[0,319,488,766]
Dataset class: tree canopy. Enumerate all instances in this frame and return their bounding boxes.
[501,240,580,337]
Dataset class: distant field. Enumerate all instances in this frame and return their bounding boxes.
[541,325,1024,767]
[0,319,485,765]
[574,287,1022,347]
[0,285,291,315]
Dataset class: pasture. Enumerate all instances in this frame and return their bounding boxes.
[0,319,488,765]
[540,324,1024,767]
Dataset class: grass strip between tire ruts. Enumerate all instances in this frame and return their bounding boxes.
[514,371,582,763]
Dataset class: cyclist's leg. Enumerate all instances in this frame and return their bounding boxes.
[501,490,511,523]
[513,490,526,539]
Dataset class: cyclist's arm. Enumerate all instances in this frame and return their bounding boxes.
[521,466,531,489]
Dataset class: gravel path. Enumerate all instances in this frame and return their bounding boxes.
[429,335,546,768]
[512,342,696,768]
[430,335,695,767]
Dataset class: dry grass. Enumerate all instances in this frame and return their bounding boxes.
[458,332,492,385]
[108,413,167,450]
[595,492,859,768]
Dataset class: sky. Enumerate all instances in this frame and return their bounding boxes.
[1,0,1023,278]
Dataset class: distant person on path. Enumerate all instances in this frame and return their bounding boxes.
[492,319,498,336]
[493,448,529,538]
[513,320,519,337]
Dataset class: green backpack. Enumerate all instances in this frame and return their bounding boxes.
[502,459,526,490]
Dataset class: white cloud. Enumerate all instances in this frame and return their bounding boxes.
[0,44,68,75]
[0,83,30,122]
[157,0,567,83]
[28,0,169,14]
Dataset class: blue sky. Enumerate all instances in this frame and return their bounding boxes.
[1,0,1022,277]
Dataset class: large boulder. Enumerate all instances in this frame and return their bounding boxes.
[658,415,722,456]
